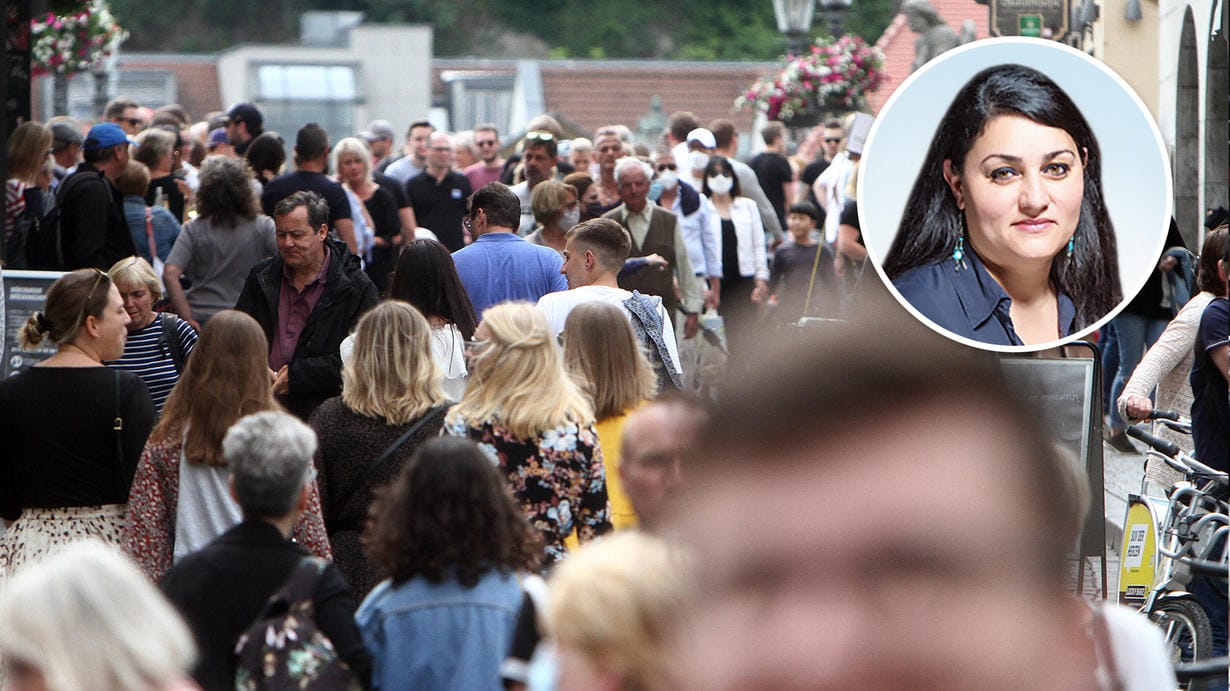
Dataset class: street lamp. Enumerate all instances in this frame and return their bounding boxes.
[821,0,854,38]
[773,0,817,55]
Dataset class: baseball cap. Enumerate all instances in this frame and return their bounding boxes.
[50,121,83,150]
[686,127,716,149]
[359,119,396,142]
[225,102,264,130]
[207,128,229,149]
[82,122,137,151]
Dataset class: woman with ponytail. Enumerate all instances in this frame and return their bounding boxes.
[0,269,155,577]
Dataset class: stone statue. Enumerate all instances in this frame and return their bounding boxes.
[904,0,962,72]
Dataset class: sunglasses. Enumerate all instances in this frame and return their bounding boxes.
[70,269,107,335]
[119,117,144,128]
[525,130,555,142]
[824,137,842,144]
[657,163,677,171]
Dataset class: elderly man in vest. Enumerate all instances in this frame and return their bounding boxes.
[603,157,702,341]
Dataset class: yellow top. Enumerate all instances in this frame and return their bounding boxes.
[564,407,640,552]
[595,411,637,530]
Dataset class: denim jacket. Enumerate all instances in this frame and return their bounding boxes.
[356,569,523,690]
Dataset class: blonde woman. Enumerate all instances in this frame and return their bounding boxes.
[122,310,331,582]
[526,179,580,253]
[549,532,689,691]
[310,301,450,597]
[563,302,657,529]
[4,121,53,265]
[107,256,197,414]
[0,541,197,691]
[333,136,402,292]
[445,302,610,562]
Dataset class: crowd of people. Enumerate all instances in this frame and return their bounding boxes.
[0,95,1225,690]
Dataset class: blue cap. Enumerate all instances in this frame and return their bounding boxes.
[207,127,229,148]
[83,122,137,151]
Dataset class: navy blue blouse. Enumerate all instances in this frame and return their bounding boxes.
[892,251,1075,347]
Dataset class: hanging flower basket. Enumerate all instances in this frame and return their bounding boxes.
[737,35,885,122]
[29,2,127,77]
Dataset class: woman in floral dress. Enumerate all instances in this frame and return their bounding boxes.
[445,302,610,563]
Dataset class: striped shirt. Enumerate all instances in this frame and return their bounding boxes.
[107,314,198,414]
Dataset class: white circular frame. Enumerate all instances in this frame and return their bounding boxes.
[858,37,1173,353]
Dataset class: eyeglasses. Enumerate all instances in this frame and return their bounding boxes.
[657,163,677,171]
[525,130,555,143]
[463,208,483,231]
[824,137,843,144]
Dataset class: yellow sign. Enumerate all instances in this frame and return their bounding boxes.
[1118,499,1159,605]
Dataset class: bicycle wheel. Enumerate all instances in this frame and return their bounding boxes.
[1149,597,1213,675]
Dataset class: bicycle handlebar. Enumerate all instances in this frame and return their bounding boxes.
[1146,409,1182,421]
[1126,425,1181,458]
[1175,657,1229,682]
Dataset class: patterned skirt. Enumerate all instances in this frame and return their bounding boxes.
[0,504,126,579]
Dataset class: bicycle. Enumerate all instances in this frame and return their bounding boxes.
[1117,411,1228,688]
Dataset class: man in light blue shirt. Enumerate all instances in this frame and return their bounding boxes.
[453,182,567,316]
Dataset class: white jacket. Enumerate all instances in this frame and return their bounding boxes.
[721,196,770,281]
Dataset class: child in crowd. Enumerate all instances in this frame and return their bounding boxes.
[768,201,837,328]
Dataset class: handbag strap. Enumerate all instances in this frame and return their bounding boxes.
[144,206,157,265]
[113,370,127,498]
[333,404,447,525]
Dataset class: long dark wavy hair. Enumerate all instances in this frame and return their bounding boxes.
[365,436,542,586]
[388,239,479,340]
[883,63,1121,330]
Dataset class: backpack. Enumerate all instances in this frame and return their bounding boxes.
[4,186,59,269]
[234,557,362,691]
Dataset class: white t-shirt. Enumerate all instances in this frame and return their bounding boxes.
[340,322,468,402]
[536,285,681,375]
[511,181,535,236]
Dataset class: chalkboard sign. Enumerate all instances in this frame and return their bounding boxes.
[998,348,1106,598]
[3,270,66,377]
[999,356,1094,466]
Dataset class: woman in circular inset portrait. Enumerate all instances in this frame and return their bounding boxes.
[882,63,1120,347]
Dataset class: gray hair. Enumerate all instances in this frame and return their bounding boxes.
[224,411,317,519]
[0,541,196,691]
[613,157,652,184]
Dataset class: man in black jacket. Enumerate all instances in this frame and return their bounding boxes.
[161,411,371,690]
[235,191,378,420]
[53,122,138,269]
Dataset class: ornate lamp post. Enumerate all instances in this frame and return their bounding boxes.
[773,0,816,55]
[821,0,854,38]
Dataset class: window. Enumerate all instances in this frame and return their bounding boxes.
[252,63,361,143]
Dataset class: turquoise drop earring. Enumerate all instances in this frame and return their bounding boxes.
[952,235,967,271]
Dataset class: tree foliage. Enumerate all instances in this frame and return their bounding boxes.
[111,0,896,59]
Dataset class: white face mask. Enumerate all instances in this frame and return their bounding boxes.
[688,151,711,172]
[559,206,581,231]
[658,170,679,190]
[707,174,734,195]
